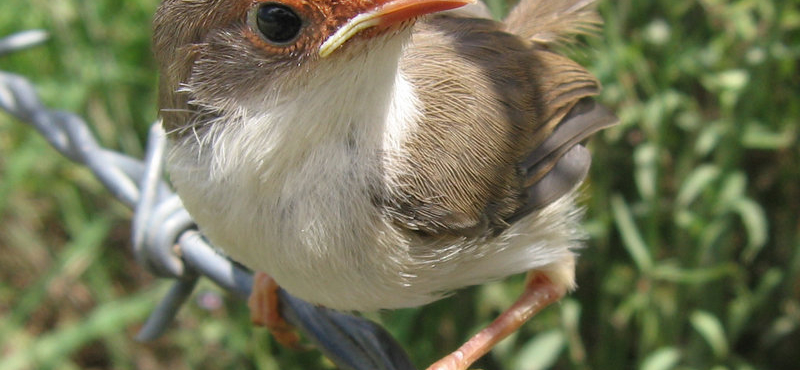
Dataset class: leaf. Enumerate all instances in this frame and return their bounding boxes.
[702,69,750,92]
[695,122,727,156]
[650,263,736,284]
[730,199,769,262]
[690,310,729,359]
[511,330,565,370]
[741,122,796,149]
[676,164,721,207]
[716,172,747,211]
[640,347,681,370]
[634,143,659,201]
[611,194,653,272]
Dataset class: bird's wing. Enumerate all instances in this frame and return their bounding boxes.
[503,0,617,219]
[509,97,617,223]
[386,6,614,237]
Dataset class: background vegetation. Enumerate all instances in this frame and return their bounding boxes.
[1,0,798,369]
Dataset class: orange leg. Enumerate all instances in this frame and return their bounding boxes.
[248,272,305,350]
[426,273,566,370]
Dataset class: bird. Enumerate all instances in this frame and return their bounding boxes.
[152,0,616,368]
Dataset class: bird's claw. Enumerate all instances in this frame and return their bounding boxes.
[249,272,307,350]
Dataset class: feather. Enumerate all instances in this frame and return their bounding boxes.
[504,0,601,45]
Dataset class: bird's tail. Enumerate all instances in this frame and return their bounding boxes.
[503,0,601,45]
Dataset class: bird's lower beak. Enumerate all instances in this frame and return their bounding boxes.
[319,0,474,57]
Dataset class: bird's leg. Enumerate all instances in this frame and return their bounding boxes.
[426,272,567,370]
[248,272,305,350]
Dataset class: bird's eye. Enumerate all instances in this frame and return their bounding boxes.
[255,3,303,44]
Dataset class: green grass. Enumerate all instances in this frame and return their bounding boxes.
[1,0,798,369]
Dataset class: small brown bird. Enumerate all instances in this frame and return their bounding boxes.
[153,0,615,368]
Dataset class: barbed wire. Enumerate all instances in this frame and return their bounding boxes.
[0,30,414,370]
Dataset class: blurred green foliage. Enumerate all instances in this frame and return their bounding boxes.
[1,0,798,369]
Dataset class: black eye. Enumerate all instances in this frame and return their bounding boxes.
[256,4,302,44]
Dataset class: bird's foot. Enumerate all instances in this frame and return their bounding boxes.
[248,272,306,350]
[426,273,566,370]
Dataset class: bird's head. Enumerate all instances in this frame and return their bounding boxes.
[153,0,472,135]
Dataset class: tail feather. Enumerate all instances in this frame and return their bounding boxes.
[503,0,601,44]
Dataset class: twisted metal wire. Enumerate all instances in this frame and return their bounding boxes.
[0,30,414,370]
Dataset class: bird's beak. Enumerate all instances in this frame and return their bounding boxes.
[319,0,474,57]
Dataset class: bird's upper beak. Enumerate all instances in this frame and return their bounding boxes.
[319,0,474,57]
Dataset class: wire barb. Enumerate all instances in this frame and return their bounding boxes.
[0,31,416,370]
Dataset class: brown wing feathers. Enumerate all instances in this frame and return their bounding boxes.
[388,0,616,236]
[506,0,618,216]
[511,98,617,221]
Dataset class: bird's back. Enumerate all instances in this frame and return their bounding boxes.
[385,2,613,239]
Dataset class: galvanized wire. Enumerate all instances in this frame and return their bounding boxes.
[0,30,415,370]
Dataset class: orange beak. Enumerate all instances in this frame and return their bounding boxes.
[319,0,475,57]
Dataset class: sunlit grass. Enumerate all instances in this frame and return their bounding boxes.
[1,0,798,369]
